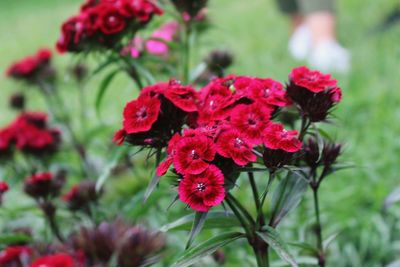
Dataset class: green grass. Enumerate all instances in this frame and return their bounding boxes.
[1,0,400,265]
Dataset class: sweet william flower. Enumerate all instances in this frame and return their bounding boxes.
[289,66,337,93]
[286,66,342,122]
[163,80,198,112]
[216,129,256,166]
[96,4,126,35]
[179,165,225,212]
[263,123,302,153]
[173,134,216,175]
[123,95,161,134]
[230,103,272,145]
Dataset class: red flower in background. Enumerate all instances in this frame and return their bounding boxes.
[263,123,302,153]
[0,181,9,193]
[123,96,161,134]
[30,253,75,267]
[96,4,126,34]
[6,48,53,80]
[0,112,61,156]
[173,134,216,175]
[216,129,256,166]
[230,103,271,145]
[178,165,225,212]
[24,172,64,199]
[289,66,337,93]
[56,0,163,53]
[0,246,32,265]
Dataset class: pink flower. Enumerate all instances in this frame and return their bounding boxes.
[145,21,179,55]
[29,253,75,267]
[289,66,337,93]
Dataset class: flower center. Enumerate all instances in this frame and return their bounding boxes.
[190,149,199,160]
[196,182,206,192]
[136,107,148,119]
[248,118,256,126]
[108,16,117,25]
[263,89,270,97]
[234,137,243,148]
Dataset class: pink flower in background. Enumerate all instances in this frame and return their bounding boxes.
[145,21,179,55]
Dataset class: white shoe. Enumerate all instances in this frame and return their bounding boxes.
[308,40,351,74]
[288,24,312,61]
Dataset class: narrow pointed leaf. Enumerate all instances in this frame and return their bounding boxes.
[172,232,245,267]
[96,146,129,192]
[323,232,341,250]
[288,242,318,255]
[160,211,239,232]
[186,212,208,249]
[143,173,161,203]
[270,172,308,227]
[257,226,298,267]
[95,69,119,117]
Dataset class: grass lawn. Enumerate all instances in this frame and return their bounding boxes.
[1,0,400,265]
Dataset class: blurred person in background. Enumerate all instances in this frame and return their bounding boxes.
[276,0,351,73]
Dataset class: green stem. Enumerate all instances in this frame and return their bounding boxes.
[312,187,325,267]
[225,194,253,241]
[248,172,264,227]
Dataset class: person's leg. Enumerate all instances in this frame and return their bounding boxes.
[298,0,350,73]
[275,0,312,60]
[299,0,336,44]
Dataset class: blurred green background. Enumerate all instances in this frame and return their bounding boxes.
[1,0,400,266]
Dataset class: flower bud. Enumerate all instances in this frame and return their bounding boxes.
[24,172,65,199]
[9,93,25,111]
[63,180,101,212]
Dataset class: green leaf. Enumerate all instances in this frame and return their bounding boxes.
[172,232,245,267]
[0,234,32,245]
[270,171,308,227]
[186,212,208,249]
[160,211,240,232]
[288,242,318,255]
[95,146,129,192]
[323,232,341,250]
[95,69,120,117]
[143,173,161,203]
[257,227,298,267]
[91,56,119,76]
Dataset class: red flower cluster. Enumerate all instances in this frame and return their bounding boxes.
[114,80,198,148]
[287,66,342,122]
[24,172,65,199]
[6,48,52,81]
[117,75,302,211]
[56,0,163,53]
[0,112,61,157]
[0,246,32,266]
